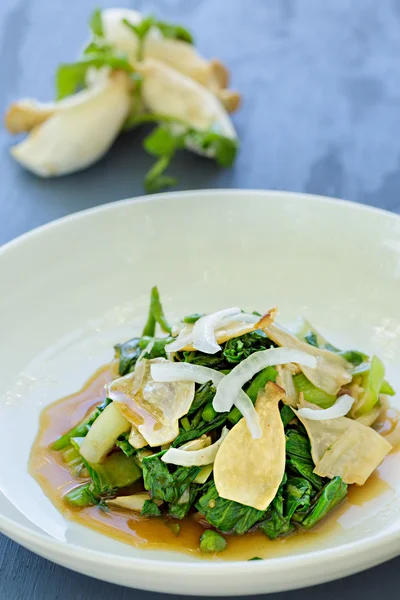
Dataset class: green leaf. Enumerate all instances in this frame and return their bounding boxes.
[185,130,238,167]
[51,398,111,450]
[293,373,336,408]
[71,440,142,495]
[123,14,193,47]
[115,432,136,457]
[338,349,368,366]
[301,477,347,529]
[142,454,200,504]
[280,404,295,428]
[156,20,194,44]
[284,477,312,520]
[64,483,99,507]
[55,52,133,99]
[141,120,238,193]
[89,8,104,37]
[380,379,395,396]
[286,429,312,460]
[195,482,264,534]
[123,16,156,40]
[144,155,177,194]
[223,331,276,364]
[139,335,172,356]
[114,337,141,376]
[144,125,184,156]
[168,484,199,519]
[286,455,325,491]
[141,499,162,517]
[123,16,156,60]
[181,349,228,370]
[259,509,294,540]
[199,529,227,553]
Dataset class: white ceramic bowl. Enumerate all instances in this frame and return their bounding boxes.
[0,190,399,596]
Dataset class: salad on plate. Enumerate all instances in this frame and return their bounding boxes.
[35,287,395,555]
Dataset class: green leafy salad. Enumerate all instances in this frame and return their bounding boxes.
[52,287,394,554]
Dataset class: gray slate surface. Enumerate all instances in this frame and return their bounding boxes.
[1,0,400,598]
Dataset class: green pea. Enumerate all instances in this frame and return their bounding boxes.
[199,529,227,553]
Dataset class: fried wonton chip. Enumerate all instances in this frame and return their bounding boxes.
[213,382,286,510]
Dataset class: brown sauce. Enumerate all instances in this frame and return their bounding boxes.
[28,365,400,561]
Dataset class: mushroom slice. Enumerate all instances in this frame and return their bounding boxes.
[136,59,237,140]
[214,382,286,510]
[4,80,115,134]
[264,322,352,396]
[107,358,195,447]
[296,410,392,485]
[100,8,240,110]
[10,72,132,177]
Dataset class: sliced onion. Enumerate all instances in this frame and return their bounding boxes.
[213,348,317,413]
[231,393,262,438]
[165,330,193,353]
[281,367,298,407]
[150,362,262,439]
[151,362,224,386]
[192,307,241,354]
[220,312,260,325]
[296,394,354,421]
[162,428,229,466]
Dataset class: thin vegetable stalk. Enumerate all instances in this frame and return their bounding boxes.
[142,285,171,336]
[51,398,111,450]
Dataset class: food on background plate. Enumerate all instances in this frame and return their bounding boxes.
[33,287,396,556]
[4,8,239,192]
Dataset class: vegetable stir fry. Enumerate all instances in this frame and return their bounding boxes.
[52,287,394,554]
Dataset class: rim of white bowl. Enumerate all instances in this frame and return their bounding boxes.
[0,189,399,573]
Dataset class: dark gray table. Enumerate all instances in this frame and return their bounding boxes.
[1,0,400,598]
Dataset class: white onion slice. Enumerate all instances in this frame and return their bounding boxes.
[162,428,229,466]
[151,362,224,386]
[150,362,261,439]
[232,393,262,438]
[213,348,317,412]
[192,307,241,354]
[165,330,193,353]
[219,312,260,325]
[296,394,354,421]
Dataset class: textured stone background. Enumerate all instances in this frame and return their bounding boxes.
[1,0,400,598]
